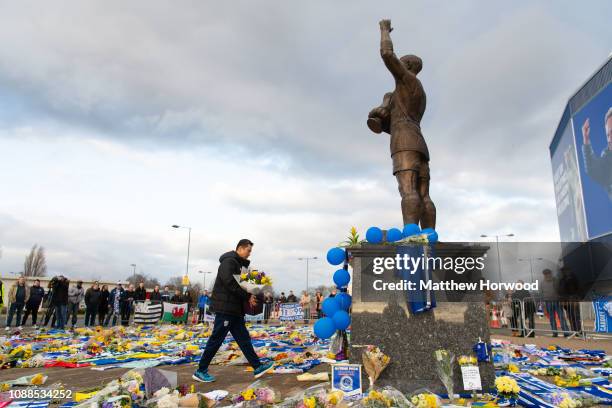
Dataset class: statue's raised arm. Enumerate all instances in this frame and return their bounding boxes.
[379,19,410,80]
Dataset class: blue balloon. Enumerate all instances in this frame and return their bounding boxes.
[366,227,383,243]
[332,310,351,330]
[403,223,421,237]
[386,228,403,242]
[326,247,345,265]
[322,297,340,317]
[314,317,336,339]
[336,292,352,310]
[428,231,439,243]
[333,269,350,288]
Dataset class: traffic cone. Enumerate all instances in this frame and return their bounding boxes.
[490,307,501,328]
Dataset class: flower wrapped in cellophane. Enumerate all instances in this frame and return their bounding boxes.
[230,380,279,407]
[362,346,390,390]
[407,391,441,408]
[235,269,273,295]
[433,349,454,402]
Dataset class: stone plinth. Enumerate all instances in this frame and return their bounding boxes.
[348,243,495,394]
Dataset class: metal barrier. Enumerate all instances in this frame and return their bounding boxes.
[489,296,612,340]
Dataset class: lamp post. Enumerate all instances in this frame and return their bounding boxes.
[480,233,514,283]
[130,264,137,281]
[198,270,213,291]
[298,256,318,294]
[172,225,192,278]
[518,257,543,284]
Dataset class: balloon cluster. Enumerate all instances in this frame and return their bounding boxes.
[313,247,353,339]
[365,223,438,244]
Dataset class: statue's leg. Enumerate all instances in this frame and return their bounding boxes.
[396,169,421,226]
[419,160,436,229]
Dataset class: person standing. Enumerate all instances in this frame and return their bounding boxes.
[279,292,287,303]
[105,283,124,326]
[52,276,69,330]
[84,282,101,326]
[287,291,297,303]
[512,281,535,337]
[192,239,273,383]
[120,284,135,326]
[540,269,569,337]
[6,277,29,330]
[134,282,147,303]
[263,292,273,323]
[161,286,171,302]
[149,285,163,303]
[22,279,44,327]
[98,285,110,326]
[198,290,211,323]
[300,291,312,323]
[315,291,323,318]
[171,289,183,302]
[66,280,84,329]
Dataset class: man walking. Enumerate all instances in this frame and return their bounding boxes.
[192,239,273,382]
[6,277,29,330]
[22,279,45,327]
[66,280,84,329]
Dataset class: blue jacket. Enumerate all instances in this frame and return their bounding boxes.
[198,294,210,308]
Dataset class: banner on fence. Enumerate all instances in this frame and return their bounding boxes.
[279,303,303,321]
[161,302,188,323]
[245,311,265,322]
[593,298,612,333]
[134,301,162,324]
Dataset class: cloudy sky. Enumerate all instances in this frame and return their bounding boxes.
[0,1,610,291]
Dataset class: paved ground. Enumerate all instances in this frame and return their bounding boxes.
[0,361,329,399]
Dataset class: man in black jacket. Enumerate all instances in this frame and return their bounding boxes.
[22,279,45,327]
[193,239,273,383]
[84,282,102,326]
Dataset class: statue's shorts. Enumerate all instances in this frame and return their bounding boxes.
[392,150,430,179]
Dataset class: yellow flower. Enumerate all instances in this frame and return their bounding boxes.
[30,374,45,385]
[240,273,248,280]
[326,391,343,405]
[304,396,317,408]
[508,363,519,373]
[241,388,255,401]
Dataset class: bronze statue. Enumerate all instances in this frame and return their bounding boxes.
[368,19,436,229]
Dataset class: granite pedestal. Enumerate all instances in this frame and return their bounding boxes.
[348,243,495,394]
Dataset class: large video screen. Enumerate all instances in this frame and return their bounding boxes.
[552,121,587,242]
[572,82,612,239]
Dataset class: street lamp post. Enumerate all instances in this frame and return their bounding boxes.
[172,225,192,278]
[518,257,543,283]
[198,270,212,291]
[480,233,514,283]
[131,264,137,281]
[298,257,318,294]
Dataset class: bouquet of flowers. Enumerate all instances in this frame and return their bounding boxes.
[457,355,477,367]
[494,376,520,406]
[433,349,454,401]
[236,269,273,295]
[362,346,390,389]
[280,384,345,408]
[407,392,440,408]
[231,381,278,406]
[361,390,393,408]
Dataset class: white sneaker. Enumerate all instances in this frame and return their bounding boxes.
[4,327,9,331]
[17,326,23,331]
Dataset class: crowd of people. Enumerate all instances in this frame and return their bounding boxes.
[1,276,208,330]
[496,267,583,338]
